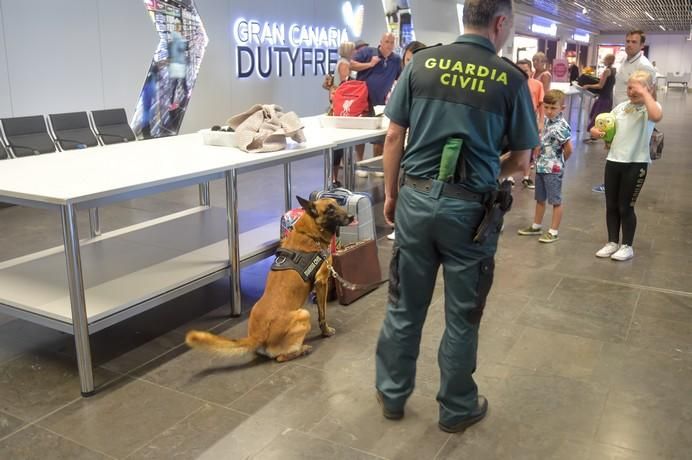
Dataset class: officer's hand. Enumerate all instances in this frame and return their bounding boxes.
[370,56,381,67]
[384,196,396,226]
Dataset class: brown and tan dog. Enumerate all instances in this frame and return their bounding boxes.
[185,196,353,362]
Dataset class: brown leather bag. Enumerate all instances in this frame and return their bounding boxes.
[331,240,383,305]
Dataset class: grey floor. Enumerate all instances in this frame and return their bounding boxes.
[0,90,691,459]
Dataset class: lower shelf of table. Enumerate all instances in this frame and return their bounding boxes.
[0,206,280,333]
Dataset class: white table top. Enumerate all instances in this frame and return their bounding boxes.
[301,115,388,147]
[0,133,333,206]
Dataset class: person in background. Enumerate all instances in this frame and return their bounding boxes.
[591,70,662,261]
[386,40,426,241]
[583,54,616,143]
[331,41,356,187]
[569,62,580,83]
[592,29,655,193]
[517,90,573,243]
[376,0,537,432]
[532,51,551,95]
[351,33,402,177]
[516,58,545,189]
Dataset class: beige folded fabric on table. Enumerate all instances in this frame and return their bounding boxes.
[226,104,306,152]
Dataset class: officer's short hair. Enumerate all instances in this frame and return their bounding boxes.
[517,59,532,69]
[462,0,513,28]
[627,30,646,45]
[544,90,566,106]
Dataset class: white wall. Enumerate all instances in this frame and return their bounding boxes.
[409,0,461,46]
[596,33,692,75]
[0,0,388,133]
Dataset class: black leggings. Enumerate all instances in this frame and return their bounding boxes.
[604,160,648,246]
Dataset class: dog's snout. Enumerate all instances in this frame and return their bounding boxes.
[346,214,355,224]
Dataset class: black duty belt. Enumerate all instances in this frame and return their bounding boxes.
[402,175,488,203]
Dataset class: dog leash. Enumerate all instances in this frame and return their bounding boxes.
[319,248,389,291]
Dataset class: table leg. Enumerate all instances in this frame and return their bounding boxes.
[324,148,332,191]
[88,208,101,238]
[224,170,242,317]
[284,163,293,211]
[61,204,95,397]
[198,182,210,207]
[344,146,355,191]
[576,93,585,133]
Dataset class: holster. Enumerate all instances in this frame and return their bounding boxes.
[473,180,513,244]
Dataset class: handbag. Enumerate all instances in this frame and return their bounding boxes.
[331,239,384,305]
[650,128,664,160]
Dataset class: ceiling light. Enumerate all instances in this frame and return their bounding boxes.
[644,12,655,20]
[659,25,666,31]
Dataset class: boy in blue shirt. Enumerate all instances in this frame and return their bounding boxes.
[518,90,573,243]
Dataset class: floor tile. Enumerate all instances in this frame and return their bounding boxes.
[0,352,117,422]
[39,377,203,458]
[251,429,384,460]
[587,442,671,460]
[626,315,692,356]
[309,391,449,460]
[517,279,639,343]
[133,328,285,406]
[436,416,591,460]
[596,389,692,458]
[503,327,604,380]
[0,425,110,459]
[128,404,286,460]
[634,290,692,324]
[0,409,25,438]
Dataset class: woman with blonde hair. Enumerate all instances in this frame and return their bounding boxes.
[590,70,662,261]
[532,51,551,94]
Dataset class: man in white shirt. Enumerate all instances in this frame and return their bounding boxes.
[613,30,656,105]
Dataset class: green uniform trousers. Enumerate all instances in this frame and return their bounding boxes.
[375,180,498,426]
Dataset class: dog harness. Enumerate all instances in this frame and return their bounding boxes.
[270,248,327,284]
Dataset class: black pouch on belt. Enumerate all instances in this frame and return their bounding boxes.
[473,179,513,244]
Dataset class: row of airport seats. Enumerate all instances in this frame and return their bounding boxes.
[0,109,136,160]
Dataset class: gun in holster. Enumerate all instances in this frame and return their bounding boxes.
[473,179,513,244]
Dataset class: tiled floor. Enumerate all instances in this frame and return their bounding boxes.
[0,90,691,459]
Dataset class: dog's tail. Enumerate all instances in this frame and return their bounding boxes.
[185,330,260,357]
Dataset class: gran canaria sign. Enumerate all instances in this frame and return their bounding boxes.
[233,19,350,79]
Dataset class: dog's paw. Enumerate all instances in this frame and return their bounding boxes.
[321,326,336,337]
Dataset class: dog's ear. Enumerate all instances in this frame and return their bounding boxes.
[296,196,318,217]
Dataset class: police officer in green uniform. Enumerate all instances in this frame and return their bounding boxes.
[376,0,539,432]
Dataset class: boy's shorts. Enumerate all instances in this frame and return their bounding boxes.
[535,173,562,205]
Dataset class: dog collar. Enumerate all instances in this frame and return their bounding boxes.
[271,248,327,284]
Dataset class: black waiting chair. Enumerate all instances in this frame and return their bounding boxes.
[90,108,136,145]
[48,111,99,151]
[0,116,57,157]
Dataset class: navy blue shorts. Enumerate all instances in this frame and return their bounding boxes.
[535,173,563,205]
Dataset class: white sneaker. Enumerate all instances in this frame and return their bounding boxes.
[596,242,619,258]
[611,245,634,261]
[386,231,395,240]
[374,171,385,177]
[356,170,369,178]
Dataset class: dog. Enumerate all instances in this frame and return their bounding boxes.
[185,196,353,363]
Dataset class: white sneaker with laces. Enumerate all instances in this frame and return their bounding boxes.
[386,231,395,240]
[611,245,634,261]
[356,170,369,178]
[596,242,619,258]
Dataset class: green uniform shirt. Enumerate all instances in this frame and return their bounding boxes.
[385,34,539,192]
